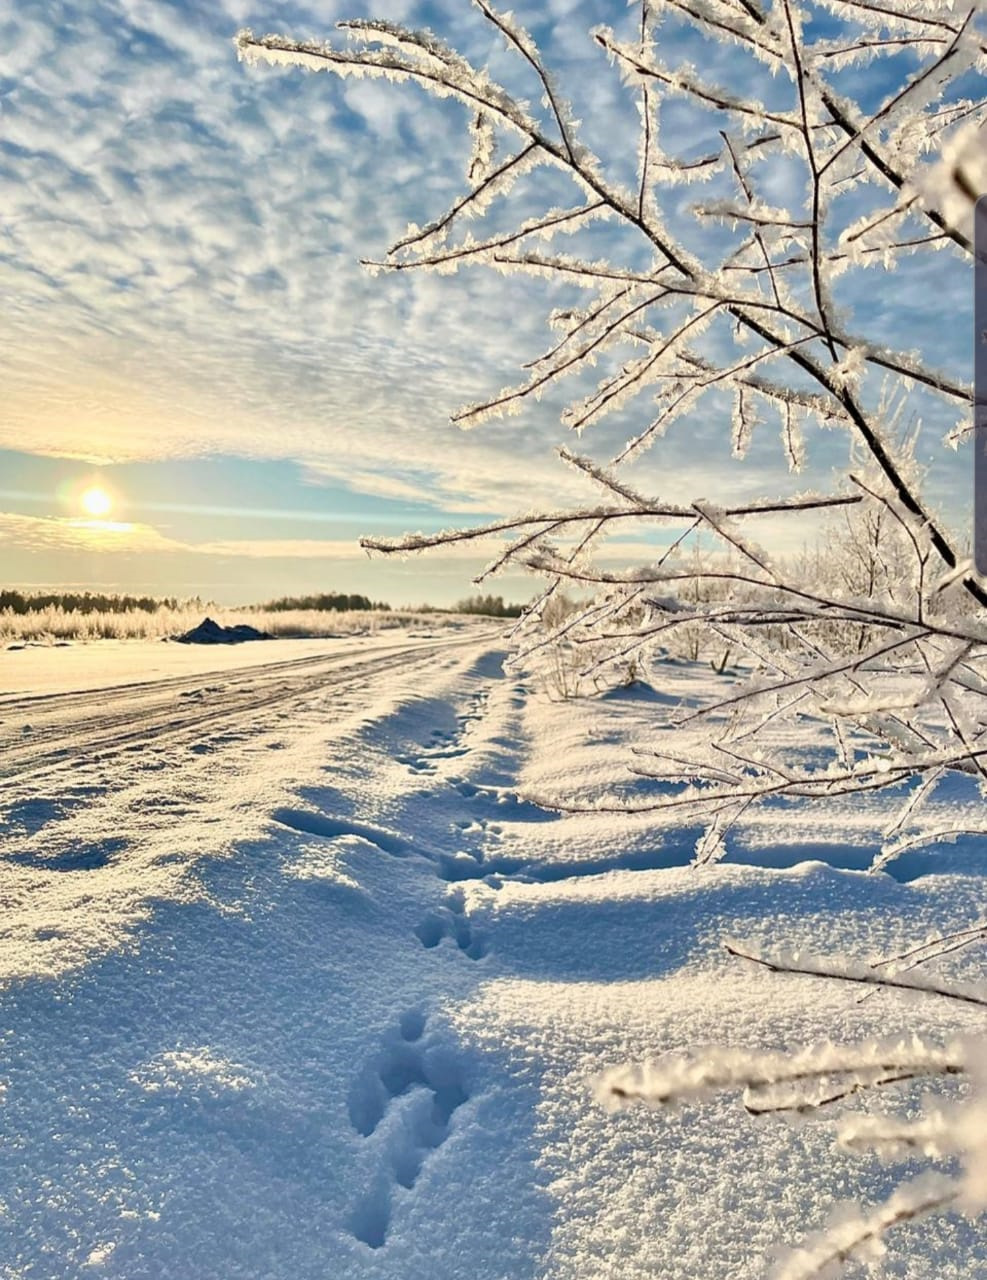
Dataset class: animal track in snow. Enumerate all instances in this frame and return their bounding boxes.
[413,888,487,960]
[347,1015,470,1249]
[271,809,410,858]
[395,687,489,776]
[448,777,556,823]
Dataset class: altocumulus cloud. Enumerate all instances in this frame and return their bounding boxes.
[2,0,574,509]
[0,0,974,529]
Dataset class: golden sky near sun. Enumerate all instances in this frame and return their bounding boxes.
[81,486,113,518]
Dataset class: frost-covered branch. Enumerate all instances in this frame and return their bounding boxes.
[596,941,986,1275]
[595,1035,969,1110]
[238,2,985,607]
[238,9,987,1271]
[359,491,862,555]
[724,939,987,1010]
[769,1178,960,1280]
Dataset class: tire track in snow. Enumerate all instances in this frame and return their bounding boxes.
[0,635,489,788]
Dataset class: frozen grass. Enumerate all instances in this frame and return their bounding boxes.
[0,605,461,644]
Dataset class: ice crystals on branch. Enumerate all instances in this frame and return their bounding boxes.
[236,1,987,1271]
[595,1033,970,1112]
[234,27,539,138]
[768,1175,962,1280]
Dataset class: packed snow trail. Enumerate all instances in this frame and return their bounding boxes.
[0,641,985,1277]
[0,632,492,785]
[0,632,496,984]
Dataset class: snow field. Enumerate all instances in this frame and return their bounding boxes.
[0,627,477,699]
[0,643,984,1276]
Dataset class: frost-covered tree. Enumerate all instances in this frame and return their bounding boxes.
[236,3,987,1271]
[235,1,987,867]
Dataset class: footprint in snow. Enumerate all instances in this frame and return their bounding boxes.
[347,1014,470,1249]
[413,887,487,960]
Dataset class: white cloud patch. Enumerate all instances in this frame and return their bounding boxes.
[0,512,187,555]
[0,0,973,537]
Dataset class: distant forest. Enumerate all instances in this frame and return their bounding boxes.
[0,590,180,615]
[453,595,524,618]
[262,592,388,612]
[1,589,525,617]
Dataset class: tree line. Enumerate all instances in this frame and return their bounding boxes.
[0,590,181,615]
[452,594,524,618]
[261,592,390,612]
[1,588,525,618]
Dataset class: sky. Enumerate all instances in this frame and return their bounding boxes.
[0,0,978,607]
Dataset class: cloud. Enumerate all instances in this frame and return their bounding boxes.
[0,509,517,563]
[0,512,186,554]
[0,0,973,543]
[300,463,442,505]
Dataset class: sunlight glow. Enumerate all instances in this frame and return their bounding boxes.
[80,486,113,518]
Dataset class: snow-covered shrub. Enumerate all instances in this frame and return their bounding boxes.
[0,605,448,644]
[236,1,986,1269]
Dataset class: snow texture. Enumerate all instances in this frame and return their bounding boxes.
[0,637,985,1277]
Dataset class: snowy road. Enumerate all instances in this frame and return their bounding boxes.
[0,631,499,986]
[0,632,493,787]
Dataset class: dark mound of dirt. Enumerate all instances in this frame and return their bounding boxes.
[173,617,271,645]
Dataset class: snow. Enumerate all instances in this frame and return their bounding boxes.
[0,629,454,699]
[0,639,984,1277]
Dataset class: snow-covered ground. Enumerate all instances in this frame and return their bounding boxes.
[0,626,478,698]
[0,638,983,1277]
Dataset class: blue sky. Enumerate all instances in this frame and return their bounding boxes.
[0,0,977,606]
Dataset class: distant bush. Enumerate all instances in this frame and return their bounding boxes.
[0,603,462,644]
[262,592,390,613]
[454,594,524,618]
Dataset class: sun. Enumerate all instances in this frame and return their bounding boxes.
[81,486,113,518]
